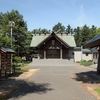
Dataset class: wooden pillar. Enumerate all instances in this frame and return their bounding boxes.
[43,43,46,59]
[0,54,1,77]
[97,47,100,74]
[60,48,62,59]
[38,49,40,59]
[10,53,14,74]
[44,50,46,59]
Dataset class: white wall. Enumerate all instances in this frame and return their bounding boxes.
[74,51,82,62]
[82,53,93,61]
[74,51,93,62]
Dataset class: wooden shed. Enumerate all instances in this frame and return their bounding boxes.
[0,47,15,78]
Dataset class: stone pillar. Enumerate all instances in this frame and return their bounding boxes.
[44,50,46,59]
[97,47,100,75]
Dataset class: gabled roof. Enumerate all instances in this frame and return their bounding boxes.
[84,34,100,48]
[30,34,50,47]
[30,33,76,47]
[74,47,92,53]
[82,49,92,53]
[91,48,98,53]
[56,34,76,47]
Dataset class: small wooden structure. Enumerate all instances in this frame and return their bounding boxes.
[84,35,100,74]
[0,47,15,78]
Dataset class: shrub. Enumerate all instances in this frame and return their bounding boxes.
[12,56,30,73]
[12,56,22,73]
[13,56,22,63]
[80,60,93,66]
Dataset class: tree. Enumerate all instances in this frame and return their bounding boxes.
[52,22,65,34]
[90,25,97,38]
[32,28,50,35]
[0,13,11,47]
[0,10,28,56]
[81,25,92,45]
[66,24,73,35]
[0,33,11,47]
[41,29,50,35]
[96,28,100,35]
[74,27,82,47]
[74,25,97,46]
[24,31,33,60]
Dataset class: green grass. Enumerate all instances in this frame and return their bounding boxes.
[95,88,100,95]
[80,60,93,66]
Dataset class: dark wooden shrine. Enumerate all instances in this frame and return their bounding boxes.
[32,33,75,59]
[84,35,100,74]
[0,47,15,78]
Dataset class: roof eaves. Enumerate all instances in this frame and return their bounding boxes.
[1,47,15,53]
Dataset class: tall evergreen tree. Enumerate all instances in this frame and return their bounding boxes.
[0,10,28,56]
[32,28,50,35]
[74,27,82,47]
[66,24,72,34]
[81,25,90,45]
[90,25,97,38]
[52,22,65,34]
[96,27,100,35]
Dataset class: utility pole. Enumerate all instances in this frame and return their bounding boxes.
[9,21,15,73]
[9,21,15,48]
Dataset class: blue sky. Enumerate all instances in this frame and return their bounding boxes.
[0,0,100,31]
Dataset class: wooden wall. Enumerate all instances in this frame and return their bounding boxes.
[0,52,12,77]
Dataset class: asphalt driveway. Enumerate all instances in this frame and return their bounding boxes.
[9,59,97,100]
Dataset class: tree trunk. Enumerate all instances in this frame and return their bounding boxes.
[97,47,100,75]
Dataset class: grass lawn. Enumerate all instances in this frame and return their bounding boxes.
[95,87,100,95]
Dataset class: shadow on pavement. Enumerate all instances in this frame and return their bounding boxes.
[0,79,53,99]
[73,71,100,84]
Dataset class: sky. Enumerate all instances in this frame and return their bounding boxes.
[0,0,100,31]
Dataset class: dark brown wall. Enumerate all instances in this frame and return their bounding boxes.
[0,52,12,77]
[38,36,73,59]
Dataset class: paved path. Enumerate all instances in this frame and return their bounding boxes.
[9,59,97,100]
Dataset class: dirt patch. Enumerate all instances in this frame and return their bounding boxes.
[16,69,40,80]
[72,70,100,100]
[86,84,100,100]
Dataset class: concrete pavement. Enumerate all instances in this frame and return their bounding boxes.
[9,59,97,100]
